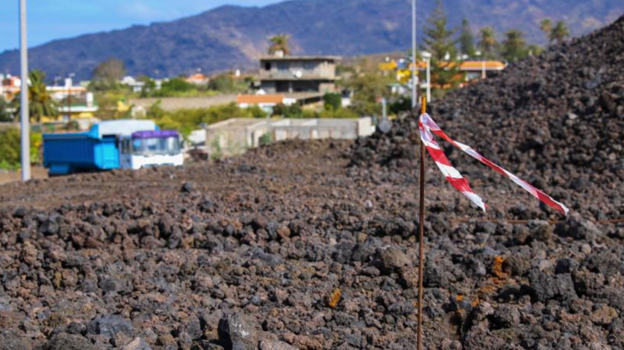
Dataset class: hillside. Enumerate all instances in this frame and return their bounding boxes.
[0,0,621,79]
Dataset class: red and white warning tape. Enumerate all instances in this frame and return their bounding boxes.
[418,113,569,216]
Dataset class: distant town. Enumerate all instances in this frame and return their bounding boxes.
[0,3,571,173]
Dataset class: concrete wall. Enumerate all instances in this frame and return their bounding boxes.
[205,119,270,158]
[205,117,375,158]
[129,95,237,112]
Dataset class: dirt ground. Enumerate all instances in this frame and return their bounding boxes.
[0,139,622,350]
[0,166,48,185]
[0,14,623,350]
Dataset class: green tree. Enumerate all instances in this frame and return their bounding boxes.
[0,99,13,122]
[344,72,391,116]
[272,103,303,118]
[145,103,265,137]
[501,29,527,62]
[208,72,248,93]
[268,35,291,55]
[323,93,341,111]
[0,128,41,170]
[478,27,498,59]
[0,128,20,169]
[422,1,462,89]
[91,58,126,91]
[550,21,570,45]
[139,77,157,97]
[458,18,476,57]
[146,100,166,120]
[13,70,58,122]
[159,77,195,93]
[526,44,543,56]
[540,18,553,44]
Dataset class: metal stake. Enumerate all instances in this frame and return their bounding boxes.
[417,96,427,350]
[19,0,30,181]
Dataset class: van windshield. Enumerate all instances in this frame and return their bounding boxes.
[132,136,180,156]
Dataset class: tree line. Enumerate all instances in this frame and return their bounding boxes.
[421,0,570,92]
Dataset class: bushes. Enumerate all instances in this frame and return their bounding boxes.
[150,78,198,97]
[272,101,359,119]
[319,108,359,119]
[208,73,249,93]
[272,103,302,118]
[0,99,14,122]
[323,93,342,111]
[145,102,267,137]
[140,73,249,98]
[0,128,41,170]
[259,132,273,146]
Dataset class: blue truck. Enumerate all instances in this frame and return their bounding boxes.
[43,120,184,175]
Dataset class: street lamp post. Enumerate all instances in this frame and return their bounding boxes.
[476,51,486,79]
[482,60,486,79]
[422,51,431,102]
[19,0,30,181]
[66,73,75,121]
[411,0,417,108]
[475,51,486,80]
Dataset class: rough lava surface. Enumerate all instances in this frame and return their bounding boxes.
[1,15,624,350]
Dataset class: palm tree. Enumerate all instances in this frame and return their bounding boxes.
[540,18,553,44]
[478,27,498,58]
[268,35,290,55]
[13,70,58,122]
[550,21,570,45]
[501,29,527,62]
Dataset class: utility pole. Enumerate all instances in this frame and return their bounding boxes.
[422,51,431,103]
[411,0,418,108]
[381,98,387,121]
[19,0,30,181]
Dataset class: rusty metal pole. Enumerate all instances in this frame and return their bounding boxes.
[417,96,427,350]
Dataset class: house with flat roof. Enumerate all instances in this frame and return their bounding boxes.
[259,55,340,94]
[236,94,298,113]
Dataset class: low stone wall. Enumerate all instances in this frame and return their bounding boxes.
[129,95,238,112]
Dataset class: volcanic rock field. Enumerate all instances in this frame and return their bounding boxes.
[1,15,623,350]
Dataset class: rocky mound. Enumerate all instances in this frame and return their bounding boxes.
[351,14,624,218]
[0,14,623,350]
[0,137,624,350]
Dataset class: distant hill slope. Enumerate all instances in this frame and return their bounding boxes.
[0,0,621,80]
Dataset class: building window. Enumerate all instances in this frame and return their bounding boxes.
[303,62,316,71]
[265,62,271,71]
[277,62,289,71]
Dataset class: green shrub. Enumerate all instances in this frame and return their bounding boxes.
[272,103,304,118]
[389,97,412,115]
[208,73,248,93]
[323,93,342,111]
[319,108,359,119]
[248,106,268,119]
[0,99,13,122]
[145,102,263,137]
[259,132,273,146]
[0,128,41,170]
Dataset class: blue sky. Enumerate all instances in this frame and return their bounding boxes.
[0,0,284,52]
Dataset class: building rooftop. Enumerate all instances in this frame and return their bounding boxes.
[259,56,341,61]
[237,94,285,105]
[405,60,507,71]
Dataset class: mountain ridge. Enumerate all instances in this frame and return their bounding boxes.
[0,0,621,80]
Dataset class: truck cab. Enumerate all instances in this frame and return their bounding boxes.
[119,130,184,170]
